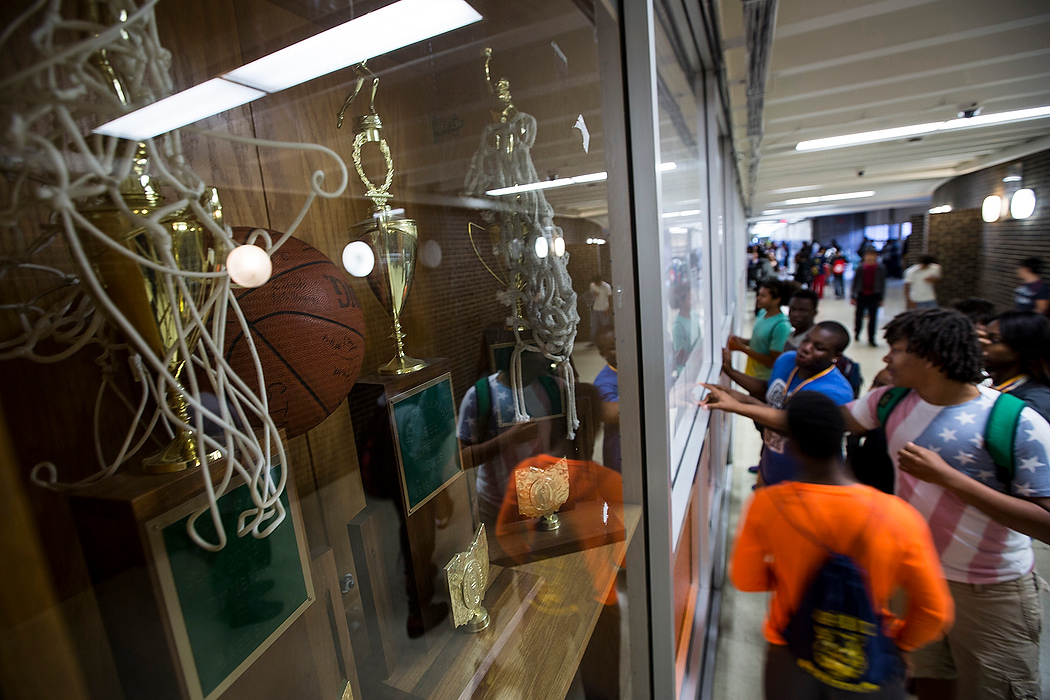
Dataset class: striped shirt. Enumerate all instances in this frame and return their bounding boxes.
[848,385,1050,583]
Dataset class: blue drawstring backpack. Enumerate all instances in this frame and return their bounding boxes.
[774,492,898,693]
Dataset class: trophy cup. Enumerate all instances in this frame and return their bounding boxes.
[445,525,490,633]
[516,457,570,530]
[79,145,225,473]
[339,64,425,375]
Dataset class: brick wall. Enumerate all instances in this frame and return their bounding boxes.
[925,209,983,306]
[931,148,1050,312]
[903,214,926,268]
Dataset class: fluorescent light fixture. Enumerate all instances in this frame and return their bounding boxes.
[770,185,821,194]
[796,105,1050,152]
[761,209,784,215]
[783,191,874,205]
[928,205,952,214]
[485,171,607,196]
[95,0,481,140]
[659,162,677,171]
[534,236,549,259]
[1011,189,1036,219]
[1003,175,1023,183]
[982,195,1002,223]
[661,209,701,219]
[94,79,265,140]
[668,226,687,234]
[553,237,565,257]
[225,0,482,93]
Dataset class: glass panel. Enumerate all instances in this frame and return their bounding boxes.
[0,1,643,698]
[654,16,709,479]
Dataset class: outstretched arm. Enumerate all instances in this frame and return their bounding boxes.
[700,384,788,432]
[721,348,768,399]
[898,442,1050,543]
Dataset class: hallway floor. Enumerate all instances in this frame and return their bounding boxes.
[711,279,1050,700]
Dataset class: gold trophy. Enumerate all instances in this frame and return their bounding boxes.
[516,457,570,530]
[79,145,225,472]
[339,64,425,375]
[445,525,490,633]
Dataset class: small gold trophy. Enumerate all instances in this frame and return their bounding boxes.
[79,145,225,472]
[445,525,490,633]
[516,457,570,530]
[339,64,425,375]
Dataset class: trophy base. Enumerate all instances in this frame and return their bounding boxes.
[378,355,427,375]
[142,436,221,474]
[464,607,490,634]
[537,513,561,531]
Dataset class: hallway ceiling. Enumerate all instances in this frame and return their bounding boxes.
[718,0,1050,221]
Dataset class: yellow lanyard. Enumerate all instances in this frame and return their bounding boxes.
[785,364,836,400]
[994,374,1027,393]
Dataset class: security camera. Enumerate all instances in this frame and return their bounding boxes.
[958,103,982,119]
[857,170,865,177]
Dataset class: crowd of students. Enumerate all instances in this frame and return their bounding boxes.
[710,254,1050,700]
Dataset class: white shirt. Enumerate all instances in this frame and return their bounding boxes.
[904,263,941,303]
[590,281,613,312]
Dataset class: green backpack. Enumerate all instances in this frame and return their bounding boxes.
[876,387,1027,486]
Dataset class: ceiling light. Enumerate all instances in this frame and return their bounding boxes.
[534,236,549,258]
[226,244,272,287]
[342,240,375,277]
[661,209,701,218]
[485,171,607,196]
[659,162,677,171]
[982,195,1002,223]
[553,236,565,257]
[225,0,482,93]
[795,105,1050,152]
[95,0,481,140]
[1011,189,1036,219]
[668,226,687,234]
[1003,175,1023,183]
[928,205,952,214]
[783,191,874,205]
[94,79,265,140]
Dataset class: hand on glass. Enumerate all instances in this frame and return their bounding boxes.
[898,442,955,487]
[721,347,733,374]
[698,383,742,414]
[726,335,746,352]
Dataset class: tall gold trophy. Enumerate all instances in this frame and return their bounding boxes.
[339,64,425,375]
[79,146,225,472]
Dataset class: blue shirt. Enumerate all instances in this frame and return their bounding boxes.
[760,352,855,485]
[594,365,621,472]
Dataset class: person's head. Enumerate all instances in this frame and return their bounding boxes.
[1018,257,1042,282]
[919,253,937,266]
[592,274,605,285]
[787,289,819,333]
[862,247,879,265]
[795,321,850,373]
[596,328,618,369]
[983,311,1050,386]
[882,309,984,387]
[787,390,845,463]
[950,297,997,329]
[756,279,784,312]
[671,282,691,312]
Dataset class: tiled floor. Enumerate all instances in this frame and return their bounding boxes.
[711,279,1050,700]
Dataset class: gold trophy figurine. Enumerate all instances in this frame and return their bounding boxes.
[339,64,425,375]
[516,457,570,530]
[445,525,491,633]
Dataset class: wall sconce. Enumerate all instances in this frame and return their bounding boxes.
[982,195,1002,222]
[1011,188,1036,219]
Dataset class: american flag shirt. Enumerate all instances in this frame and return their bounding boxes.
[849,384,1050,583]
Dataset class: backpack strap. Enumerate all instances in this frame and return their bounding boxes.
[986,392,1026,486]
[474,376,492,439]
[876,387,911,426]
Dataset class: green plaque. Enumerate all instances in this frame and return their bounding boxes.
[389,372,463,514]
[147,467,312,700]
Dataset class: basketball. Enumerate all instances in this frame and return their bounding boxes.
[224,228,366,438]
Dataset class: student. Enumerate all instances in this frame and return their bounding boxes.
[784,288,818,352]
[593,328,621,472]
[1014,257,1049,315]
[703,308,1050,700]
[980,311,1050,421]
[731,391,953,700]
[851,247,886,347]
[721,321,855,485]
[903,254,941,310]
[728,279,791,382]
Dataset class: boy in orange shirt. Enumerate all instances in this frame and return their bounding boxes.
[731,391,953,699]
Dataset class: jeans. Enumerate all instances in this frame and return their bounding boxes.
[854,294,881,343]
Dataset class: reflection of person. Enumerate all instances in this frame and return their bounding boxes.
[589,275,613,342]
[728,279,791,381]
[731,391,952,700]
[457,353,565,526]
[1014,257,1050,315]
[851,247,886,347]
[980,311,1050,422]
[721,322,854,485]
[903,254,941,309]
[671,282,700,378]
[594,328,621,472]
[704,309,1050,700]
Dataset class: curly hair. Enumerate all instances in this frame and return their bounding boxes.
[884,309,984,383]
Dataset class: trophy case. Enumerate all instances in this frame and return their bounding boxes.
[0,0,651,698]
